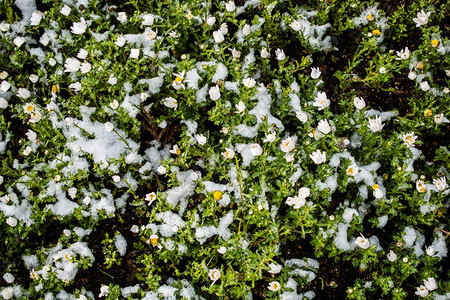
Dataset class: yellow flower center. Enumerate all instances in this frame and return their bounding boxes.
[431,39,439,47]
[176,149,181,155]
[366,14,374,21]
[372,184,379,190]
[416,62,424,69]
[213,191,223,200]
[174,76,183,82]
[150,236,158,245]
[424,109,432,117]
[26,105,34,112]
[405,136,413,143]
[347,168,354,175]
[372,29,381,36]
[52,85,58,93]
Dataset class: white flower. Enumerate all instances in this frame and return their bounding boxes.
[0,23,10,32]
[112,175,121,183]
[275,48,286,60]
[420,81,430,91]
[29,74,39,83]
[217,246,227,254]
[117,12,127,23]
[423,277,437,291]
[16,89,32,100]
[105,122,114,132]
[169,145,181,155]
[145,192,156,205]
[268,281,281,292]
[426,246,435,256]
[285,154,294,162]
[408,71,417,80]
[434,113,449,124]
[172,71,186,90]
[355,235,370,249]
[367,115,384,132]
[413,10,431,27]
[311,67,321,79]
[130,48,140,59]
[415,285,429,298]
[313,92,330,110]
[0,81,11,92]
[71,18,87,35]
[372,184,384,199]
[225,1,235,12]
[242,24,251,36]
[64,57,81,73]
[310,150,326,164]
[263,131,276,143]
[396,47,410,60]
[353,97,366,109]
[130,225,139,233]
[387,250,397,262]
[142,14,154,26]
[261,48,269,58]
[145,28,157,40]
[296,111,308,123]
[26,129,37,141]
[346,164,359,176]
[115,35,127,47]
[1,287,13,299]
[268,263,282,274]
[433,177,447,191]
[415,180,426,193]
[243,77,256,88]
[235,100,246,115]
[298,187,310,198]
[290,20,302,31]
[0,71,8,79]
[69,82,82,92]
[108,74,118,85]
[6,217,17,227]
[3,273,14,283]
[0,97,8,109]
[401,132,418,147]
[29,111,42,123]
[280,136,295,153]
[163,97,177,109]
[379,67,386,74]
[13,36,26,47]
[60,5,71,16]
[99,285,110,298]
[250,143,263,156]
[68,187,77,199]
[110,99,119,110]
[213,30,225,43]
[222,148,235,159]
[80,61,91,73]
[209,85,221,100]
[30,11,44,26]
[220,23,228,35]
[157,165,166,174]
[23,145,33,156]
[229,48,241,58]
[195,134,207,145]
[208,269,221,281]
[206,16,216,26]
[317,119,331,134]
[48,58,56,66]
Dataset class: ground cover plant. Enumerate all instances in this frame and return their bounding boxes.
[0,0,449,299]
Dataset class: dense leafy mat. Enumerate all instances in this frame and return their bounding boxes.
[0,0,449,299]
